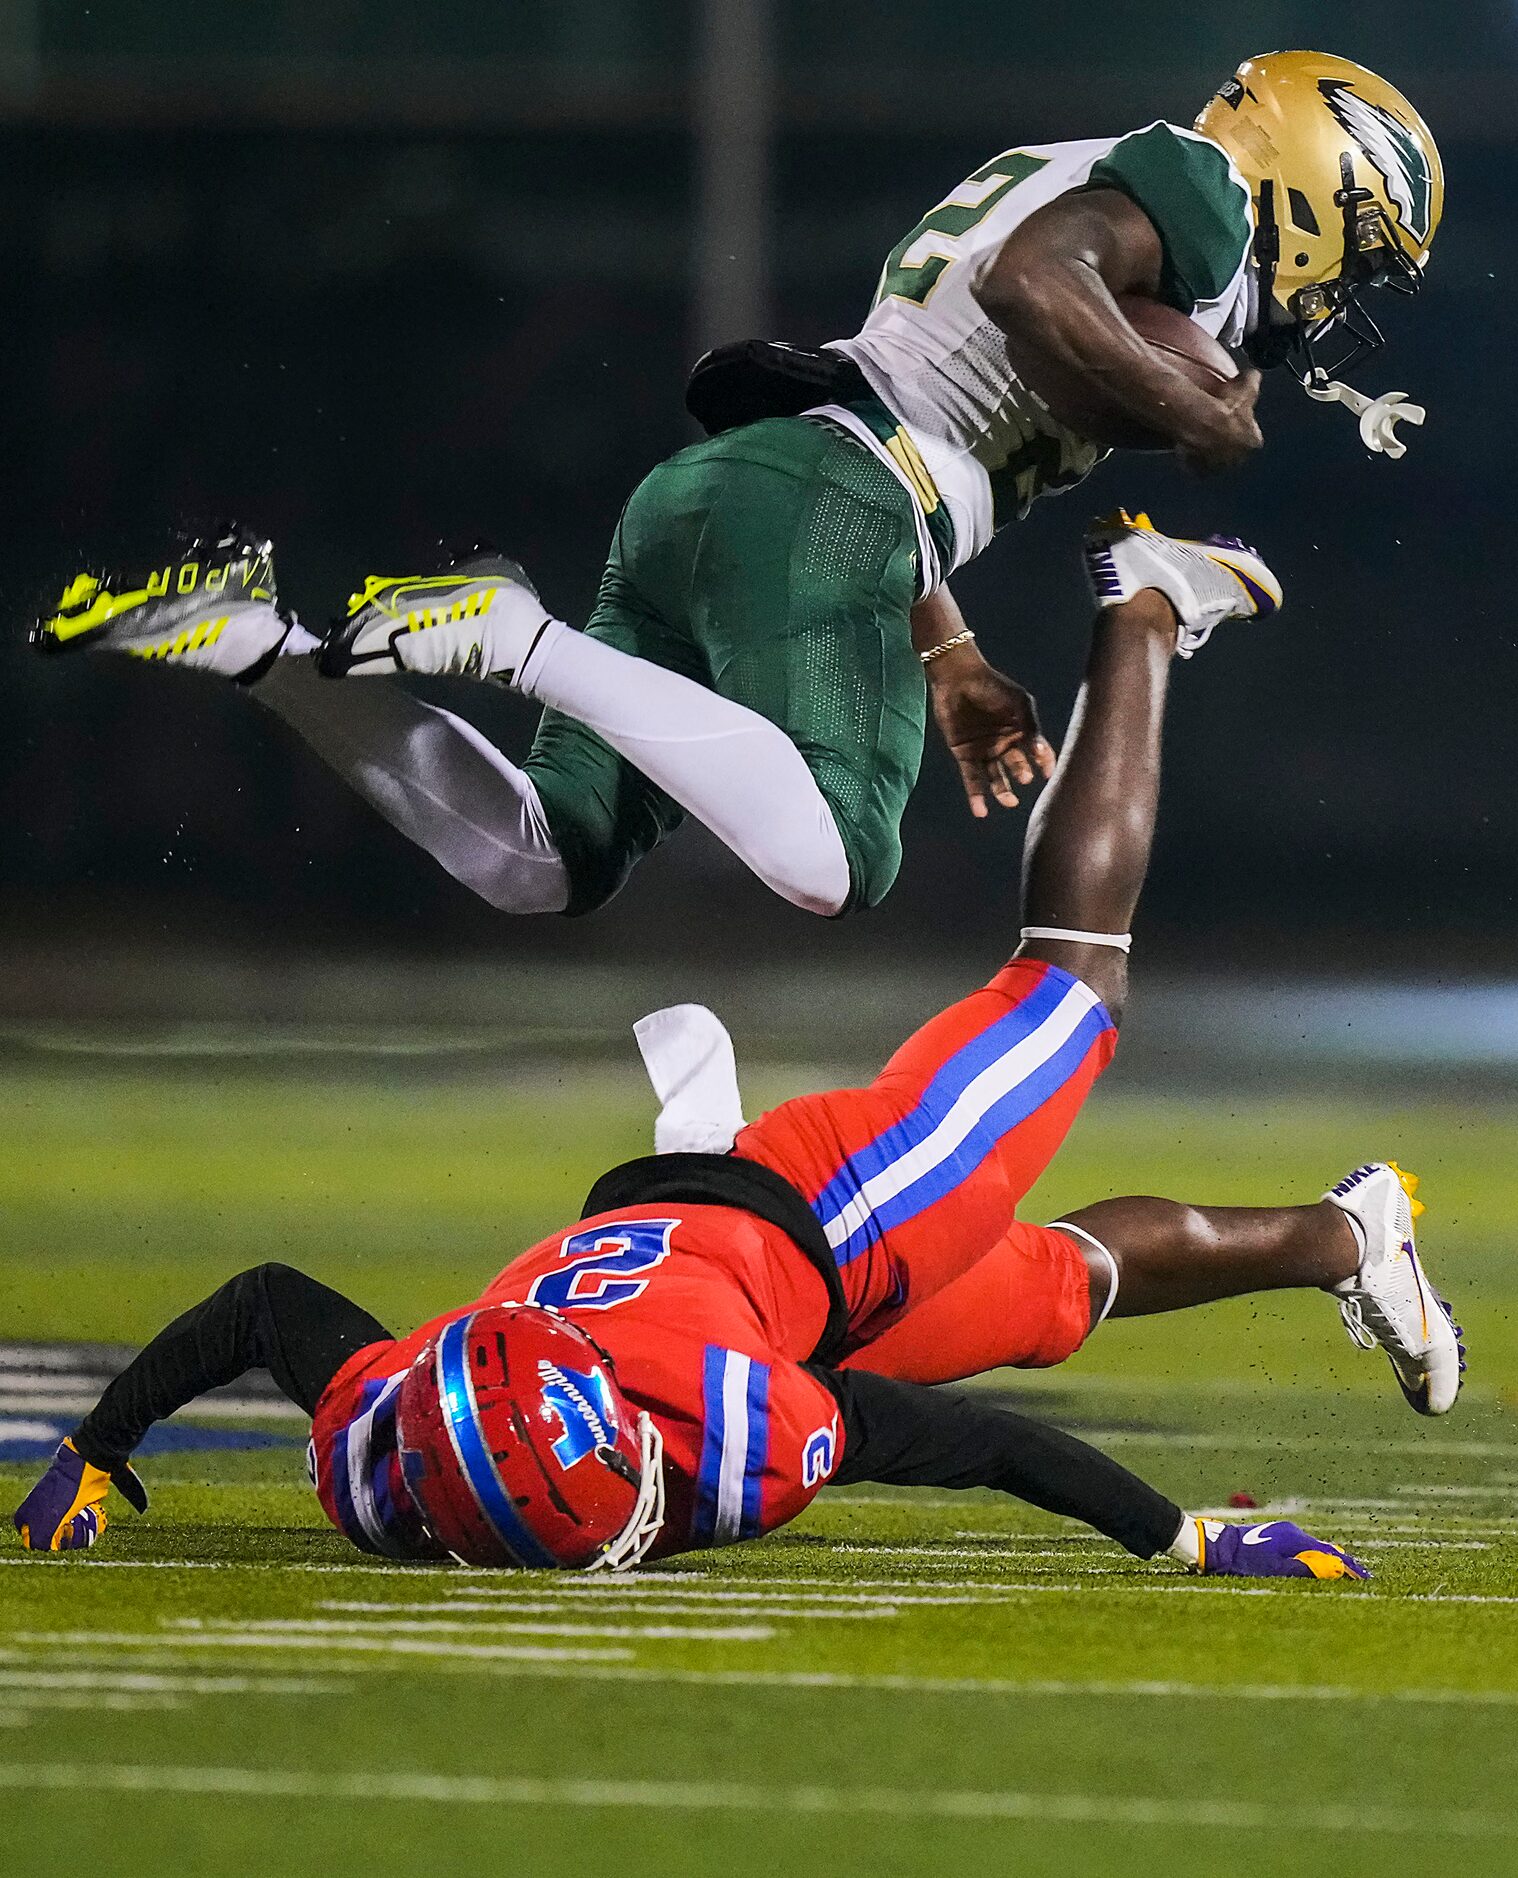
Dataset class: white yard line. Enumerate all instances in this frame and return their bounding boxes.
[1355,1540,1492,1550]
[0,1668,342,1696]
[1398,1485,1514,1499]
[0,1760,1513,1838]
[8,1644,1518,1708]
[318,1599,890,1621]
[11,1559,1518,1603]
[170,1617,778,1644]
[2,1691,185,1714]
[0,1394,307,1423]
[1085,1432,1518,1458]
[1405,1594,1518,1606]
[432,1580,991,1603]
[13,1632,636,1664]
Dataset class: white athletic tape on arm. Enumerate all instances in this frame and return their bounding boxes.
[1021,926,1132,953]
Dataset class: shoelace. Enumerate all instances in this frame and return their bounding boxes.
[1341,1286,1467,1378]
[1337,1293,1383,1352]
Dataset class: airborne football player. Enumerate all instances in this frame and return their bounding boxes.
[17,527,1463,1573]
[35,53,1440,920]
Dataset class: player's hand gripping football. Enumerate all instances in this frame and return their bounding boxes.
[1175,366,1264,476]
[1193,1518,1369,1582]
[927,644,1056,819]
[12,1438,148,1552]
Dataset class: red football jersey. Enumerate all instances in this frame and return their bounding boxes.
[311,959,1116,1562]
[312,1204,845,1559]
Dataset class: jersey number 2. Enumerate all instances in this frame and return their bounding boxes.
[876,149,1049,307]
[527,1217,678,1313]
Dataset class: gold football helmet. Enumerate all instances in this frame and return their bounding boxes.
[1196,51,1442,378]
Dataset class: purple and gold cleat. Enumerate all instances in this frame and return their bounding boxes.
[1191,1517,1369,1582]
[12,1439,147,1553]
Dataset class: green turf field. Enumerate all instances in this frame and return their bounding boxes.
[4,1057,1518,1873]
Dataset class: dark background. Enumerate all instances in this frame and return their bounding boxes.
[3,1,1514,986]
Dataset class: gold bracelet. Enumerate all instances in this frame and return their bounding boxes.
[919,628,976,665]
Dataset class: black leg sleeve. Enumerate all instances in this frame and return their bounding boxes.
[72,1263,392,1470]
[813,1367,1183,1560]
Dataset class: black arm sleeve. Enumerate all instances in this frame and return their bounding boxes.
[72,1262,392,1471]
[812,1367,1182,1560]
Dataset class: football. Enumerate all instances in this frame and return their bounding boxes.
[1033,294,1238,451]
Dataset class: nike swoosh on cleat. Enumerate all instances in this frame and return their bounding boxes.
[1240,1525,1277,1545]
[1406,1245,1429,1342]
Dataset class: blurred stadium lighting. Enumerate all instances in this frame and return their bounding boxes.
[693,0,775,352]
[0,0,38,100]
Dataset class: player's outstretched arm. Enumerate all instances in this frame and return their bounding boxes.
[913,584,1056,820]
[974,188,1261,474]
[814,1368,1367,1581]
[12,1264,390,1551]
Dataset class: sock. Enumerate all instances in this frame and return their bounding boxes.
[1328,1206,1369,1293]
[511,618,851,916]
[1167,1516,1225,1569]
[257,658,570,914]
[279,622,321,658]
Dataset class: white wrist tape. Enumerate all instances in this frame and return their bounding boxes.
[1020,926,1132,953]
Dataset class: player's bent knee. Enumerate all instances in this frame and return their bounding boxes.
[1097,967,1128,1028]
[1014,941,1128,1024]
[1074,954,1128,1026]
[810,810,900,917]
[738,796,856,916]
[762,844,853,916]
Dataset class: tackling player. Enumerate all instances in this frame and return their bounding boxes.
[16,524,1462,1577]
[34,53,1440,920]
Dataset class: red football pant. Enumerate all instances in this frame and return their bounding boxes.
[840,1221,1094,1381]
[737,957,1117,1359]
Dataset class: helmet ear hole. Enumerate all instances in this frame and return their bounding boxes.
[1287,187,1320,235]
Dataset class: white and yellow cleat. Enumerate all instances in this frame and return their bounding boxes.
[1083,509,1283,658]
[1324,1161,1465,1416]
[318,552,550,680]
[31,531,291,685]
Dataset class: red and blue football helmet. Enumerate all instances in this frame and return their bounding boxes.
[395,1303,665,1570]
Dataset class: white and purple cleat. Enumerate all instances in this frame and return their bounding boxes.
[1083,508,1282,657]
[1325,1161,1465,1416]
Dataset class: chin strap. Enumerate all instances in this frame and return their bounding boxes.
[586,1412,667,1572]
[1302,371,1425,459]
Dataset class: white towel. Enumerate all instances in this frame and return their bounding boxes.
[633,1004,747,1156]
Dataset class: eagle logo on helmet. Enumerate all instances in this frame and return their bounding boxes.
[1318,79,1433,245]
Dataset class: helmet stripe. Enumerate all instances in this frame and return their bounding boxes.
[435,1315,559,1569]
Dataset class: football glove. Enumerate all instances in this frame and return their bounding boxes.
[12,1438,148,1552]
[1192,1517,1369,1581]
